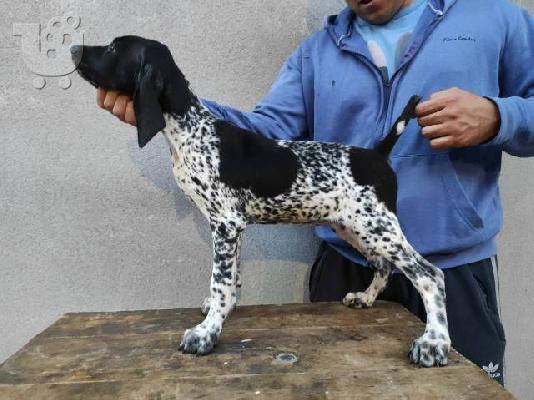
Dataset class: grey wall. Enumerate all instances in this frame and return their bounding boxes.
[0,0,532,398]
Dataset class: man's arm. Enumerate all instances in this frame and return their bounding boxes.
[97,46,309,141]
[485,7,534,157]
[201,46,309,140]
[416,8,534,156]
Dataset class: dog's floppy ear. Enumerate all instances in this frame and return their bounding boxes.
[133,64,166,148]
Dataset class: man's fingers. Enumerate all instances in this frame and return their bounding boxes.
[430,87,461,100]
[112,96,129,121]
[416,87,460,117]
[96,88,135,126]
[429,135,455,150]
[418,109,446,127]
[416,99,445,118]
[430,89,449,100]
[124,101,136,126]
[421,124,447,139]
[103,90,120,112]
[96,88,107,108]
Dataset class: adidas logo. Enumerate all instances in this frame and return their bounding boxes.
[482,362,501,379]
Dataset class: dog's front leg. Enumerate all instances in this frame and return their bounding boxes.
[200,232,243,316]
[180,220,244,355]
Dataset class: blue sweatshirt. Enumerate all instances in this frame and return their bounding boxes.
[203,0,534,269]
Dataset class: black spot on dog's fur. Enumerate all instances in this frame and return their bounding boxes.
[216,120,299,197]
[349,148,397,213]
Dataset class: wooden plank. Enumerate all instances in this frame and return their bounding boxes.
[37,302,415,339]
[0,302,513,399]
[0,369,514,400]
[0,324,465,384]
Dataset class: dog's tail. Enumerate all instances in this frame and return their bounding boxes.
[376,95,421,157]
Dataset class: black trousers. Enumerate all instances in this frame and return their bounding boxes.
[309,244,506,385]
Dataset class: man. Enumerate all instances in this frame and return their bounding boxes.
[96,0,534,384]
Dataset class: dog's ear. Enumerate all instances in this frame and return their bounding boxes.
[133,64,166,148]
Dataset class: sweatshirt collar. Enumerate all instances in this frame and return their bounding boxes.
[326,0,457,46]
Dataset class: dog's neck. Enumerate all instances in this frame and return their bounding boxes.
[163,97,216,140]
[158,62,217,140]
[159,70,196,116]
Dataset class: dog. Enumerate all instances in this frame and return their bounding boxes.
[72,36,451,367]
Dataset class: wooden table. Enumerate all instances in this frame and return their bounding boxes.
[0,302,513,399]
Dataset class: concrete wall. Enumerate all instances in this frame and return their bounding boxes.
[0,0,532,398]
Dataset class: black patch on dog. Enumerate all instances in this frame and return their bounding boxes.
[215,120,299,197]
[349,148,397,213]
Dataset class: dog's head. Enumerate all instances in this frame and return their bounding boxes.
[72,36,193,147]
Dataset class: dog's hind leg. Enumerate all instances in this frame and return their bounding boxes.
[332,224,392,308]
[334,203,451,367]
[391,244,451,367]
[345,261,392,309]
[181,217,245,355]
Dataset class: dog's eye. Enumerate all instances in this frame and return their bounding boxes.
[108,42,116,52]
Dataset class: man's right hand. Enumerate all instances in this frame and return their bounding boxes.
[96,88,136,126]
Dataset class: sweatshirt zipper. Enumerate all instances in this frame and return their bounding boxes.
[338,24,392,133]
[350,52,392,145]
[336,2,446,142]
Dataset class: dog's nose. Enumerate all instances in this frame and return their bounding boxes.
[70,45,83,63]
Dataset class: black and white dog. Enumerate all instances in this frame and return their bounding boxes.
[72,36,450,367]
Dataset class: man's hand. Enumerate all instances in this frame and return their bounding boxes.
[416,87,500,150]
[96,88,136,126]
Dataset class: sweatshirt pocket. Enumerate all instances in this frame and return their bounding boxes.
[392,153,484,255]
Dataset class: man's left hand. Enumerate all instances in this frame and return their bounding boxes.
[416,87,500,150]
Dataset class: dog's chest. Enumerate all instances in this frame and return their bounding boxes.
[162,117,219,212]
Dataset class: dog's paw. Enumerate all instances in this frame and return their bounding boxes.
[200,297,211,316]
[342,292,373,309]
[179,325,219,355]
[409,333,450,367]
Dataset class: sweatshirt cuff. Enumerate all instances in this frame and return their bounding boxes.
[483,96,513,147]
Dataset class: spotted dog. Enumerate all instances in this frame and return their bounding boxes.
[72,36,451,367]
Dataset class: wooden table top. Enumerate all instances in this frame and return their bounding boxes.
[0,302,513,399]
